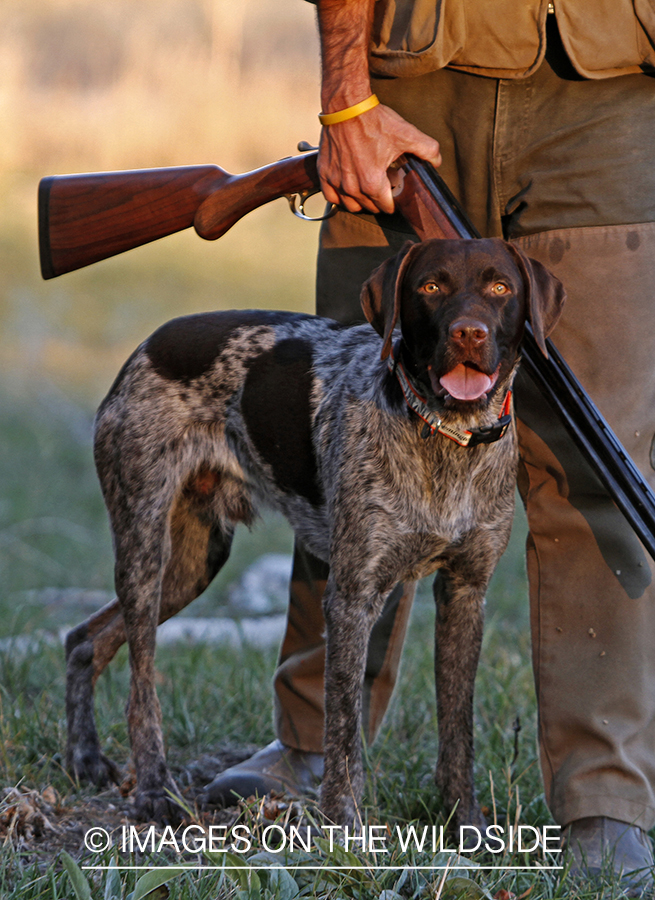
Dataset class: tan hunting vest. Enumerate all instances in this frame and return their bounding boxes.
[369,0,655,79]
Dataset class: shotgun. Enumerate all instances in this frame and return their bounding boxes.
[37,149,655,560]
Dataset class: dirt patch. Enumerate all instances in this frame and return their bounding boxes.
[1,745,274,868]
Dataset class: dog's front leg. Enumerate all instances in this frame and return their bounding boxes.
[320,575,385,828]
[433,559,491,834]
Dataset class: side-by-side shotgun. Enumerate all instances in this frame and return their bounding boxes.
[37,150,655,561]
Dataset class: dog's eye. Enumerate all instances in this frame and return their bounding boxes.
[422,282,440,293]
[491,282,510,295]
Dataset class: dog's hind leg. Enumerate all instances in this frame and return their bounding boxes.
[65,601,128,787]
[65,494,234,792]
[109,514,184,822]
[122,482,245,822]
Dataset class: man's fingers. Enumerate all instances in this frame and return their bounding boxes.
[319,169,391,214]
[339,194,365,213]
[321,181,342,208]
[395,120,442,168]
[411,134,442,168]
[366,181,394,214]
[317,105,442,214]
[345,169,395,213]
[335,185,394,215]
[321,176,365,212]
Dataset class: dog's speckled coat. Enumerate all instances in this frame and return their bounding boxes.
[64,238,564,827]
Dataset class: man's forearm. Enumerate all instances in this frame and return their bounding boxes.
[316,0,375,112]
[315,0,441,213]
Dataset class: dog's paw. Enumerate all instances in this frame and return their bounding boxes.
[449,805,491,849]
[67,745,121,787]
[133,784,187,825]
[319,789,359,830]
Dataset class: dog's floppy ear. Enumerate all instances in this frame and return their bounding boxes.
[360,241,423,359]
[505,243,566,356]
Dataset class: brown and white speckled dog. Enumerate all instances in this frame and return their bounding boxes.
[64,238,564,827]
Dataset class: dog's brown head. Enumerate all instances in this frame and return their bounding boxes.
[360,238,565,407]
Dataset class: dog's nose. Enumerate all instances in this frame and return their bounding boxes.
[449,319,489,351]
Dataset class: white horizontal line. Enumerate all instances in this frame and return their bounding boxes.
[82,864,564,871]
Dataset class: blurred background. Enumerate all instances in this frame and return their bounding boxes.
[1,0,322,389]
[0,0,326,637]
[0,0,528,640]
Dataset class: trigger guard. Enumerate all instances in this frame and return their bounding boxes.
[287,192,337,222]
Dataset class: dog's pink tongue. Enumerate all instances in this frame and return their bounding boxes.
[439,364,493,401]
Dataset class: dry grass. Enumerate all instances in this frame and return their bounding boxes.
[1,0,321,174]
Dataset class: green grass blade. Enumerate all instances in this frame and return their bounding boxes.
[60,851,92,900]
[104,862,122,900]
[126,867,185,900]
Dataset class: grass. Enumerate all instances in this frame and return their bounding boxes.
[0,572,628,899]
[0,377,626,900]
[1,403,646,899]
[1,582,542,897]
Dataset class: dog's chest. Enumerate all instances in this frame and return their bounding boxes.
[354,398,509,491]
[392,447,504,536]
[328,401,516,567]
[385,451,515,582]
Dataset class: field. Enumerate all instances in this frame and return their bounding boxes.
[0,2,640,897]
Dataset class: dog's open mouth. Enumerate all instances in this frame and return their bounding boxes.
[430,363,500,402]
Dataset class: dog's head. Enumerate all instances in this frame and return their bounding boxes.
[360,238,565,408]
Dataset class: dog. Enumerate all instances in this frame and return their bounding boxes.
[64,238,564,828]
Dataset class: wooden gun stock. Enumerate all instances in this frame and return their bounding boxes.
[38,153,318,279]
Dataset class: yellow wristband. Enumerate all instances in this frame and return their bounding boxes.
[318,94,380,126]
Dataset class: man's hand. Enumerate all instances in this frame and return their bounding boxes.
[316,0,441,215]
[318,104,442,215]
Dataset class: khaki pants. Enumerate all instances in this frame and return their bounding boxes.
[274,22,655,829]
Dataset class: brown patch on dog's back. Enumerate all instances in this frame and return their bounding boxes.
[241,338,323,507]
[146,311,303,383]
